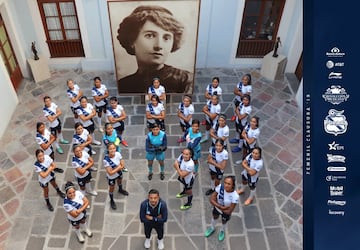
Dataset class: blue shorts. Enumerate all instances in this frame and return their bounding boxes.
[192,150,201,161]
[146,151,165,161]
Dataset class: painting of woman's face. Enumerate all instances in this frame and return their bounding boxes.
[133,21,174,67]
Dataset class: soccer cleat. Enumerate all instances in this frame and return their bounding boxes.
[201,120,207,125]
[91,150,97,155]
[122,167,129,172]
[92,140,101,145]
[180,203,192,210]
[118,188,129,196]
[218,230,225,241]
[200,137,208,144]
[177,137,186,143]
[98,127,104,133]
[237,189,245,195]
[57,190,66,199]
[144,238,151,249]
[121,139,129,147]
[148,173,153,180]
[231,146,242,153]
[235,160,242,165]
[176,192,187,198]
[110,199,117,210]
[54,168,64,173]
[205,189,215,196]
[160,172,165,180]
[231,115,236,121]
[47,202,54,212]
[86,190,98,196]
[229,138,240,144]
[83,228,93,237]
[90,167,98,171]
[75,230,85,243]
[56,147,64,154]
[204,227,215,237]
[60,139,69,144]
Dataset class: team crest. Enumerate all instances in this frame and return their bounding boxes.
[324,109,348,136]
[322,85,349,104]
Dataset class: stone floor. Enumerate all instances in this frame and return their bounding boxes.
[0,68,302,250]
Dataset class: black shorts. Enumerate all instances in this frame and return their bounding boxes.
[39,174,55,188]
[242,172,258,188]
[77,173,92,187]
[71,106,80,115]
[177,176,194,190]
[235,122,245,133]
[107,173,123,186]
[84,123,95,134]
[114,121,125,134]
[212,207,231,223]
[179,121,191,130]
[209,169,224,180]
[233,99,241,107]
[69,211,87,226]
[50,119,62,135]
[95,102,107,113]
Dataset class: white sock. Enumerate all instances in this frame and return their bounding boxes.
[53,141,60,148]
[205,130,210,139]
[221,223,226,231]
[80,189,86,196]
[249,189,256,199]
[211,218,216,229]
[210,179,215,189]
[238,139,243,148]
[91,133,97,142]
[85,182,92,192]
[96,117,102,127]
[235,133,240,140]
[58,132,64,141]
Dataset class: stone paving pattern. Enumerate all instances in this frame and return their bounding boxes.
[0,68,302,250]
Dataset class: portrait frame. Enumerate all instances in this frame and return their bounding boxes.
[107,0,201,95]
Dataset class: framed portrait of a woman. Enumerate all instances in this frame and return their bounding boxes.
[108,0,200,94]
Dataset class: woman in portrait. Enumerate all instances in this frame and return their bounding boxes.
[117,5,193,94]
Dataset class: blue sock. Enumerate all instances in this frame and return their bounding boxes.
[148,166,153,173]
[160,165,165,172]
[194,164,199,173]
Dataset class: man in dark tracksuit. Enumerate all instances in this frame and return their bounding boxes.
[140,189,168,249]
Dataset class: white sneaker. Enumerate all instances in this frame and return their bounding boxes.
[90,167,98,171]
[235,160,242,165]
[158,239,164,250]
[75,230,85,243]
[86,190,98,196]
[92,140,101,146]
[144,238,151,249]
[83,228,93,237]
[91,150,97,155]
[87,204,90,209]
[98,127,104,133]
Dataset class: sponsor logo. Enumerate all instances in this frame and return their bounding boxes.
[326,60,344,68]
[329,186,344,196]
[326,175,346,182]
[328,72,342,79]
[327,154,346,163]
[328,141,345,151]
[327,200,346,206]
[328,209,345,216]
[326,47,345,57]
[322,85,349,105]
[327,166,346,172]
[324,109,348,136]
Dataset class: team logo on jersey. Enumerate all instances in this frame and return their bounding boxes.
[328,141,345,151]
[327,154,346,163]
[326,175,346,182]
[326,60,344,69]
[329,185,344,196]
[327,166,346,172]
[328,72,342,79]
[324,109,348,136]
[326,47,345,57]
[327,200,346,206]
[322,85,349,105]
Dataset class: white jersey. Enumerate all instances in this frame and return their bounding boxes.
[71,150,91,178]
[76,103,95,127]
[236,103,252,126]
[208,148,228,173]
[206,84,222,96]
[178,102,194,125]
[106,105,124,128]
[205,100,221,123]
[92,84,107,107]
[241,154,263,182]
[43,102,59,128]
[235,82,252,102]
[103,152,123,179]
[67,84,81,108]
[36,129,53,155]
[63,190,85,221]
[177,155,194,184]
[211,122,229,145]
[72,129,90,152]
[215,184,239,214]
[146,102,165,123]
[34,155,54,185]
[148,85,165,97]
[244,125,260,149]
